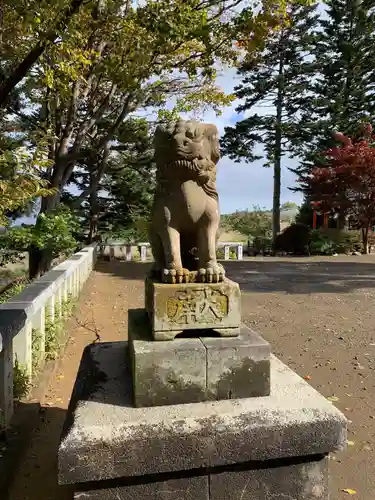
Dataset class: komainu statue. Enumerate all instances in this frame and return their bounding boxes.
[149,119,225,284]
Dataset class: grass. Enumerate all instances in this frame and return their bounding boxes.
[0,280,28,304]
[13,295,77,405]
[44,296,76,361]
[31,328,43,374]
[13,360,30,401]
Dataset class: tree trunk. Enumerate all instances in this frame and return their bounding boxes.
[87,188,99,244]
[362,226,369,254]
[28,192,60,279]
[272,40,284,244]
[28,246,53,280]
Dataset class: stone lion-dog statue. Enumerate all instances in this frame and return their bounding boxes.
[149,119,225,284]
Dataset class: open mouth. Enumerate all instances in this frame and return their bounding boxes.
[170,158,201,170]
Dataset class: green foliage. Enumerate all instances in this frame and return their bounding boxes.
[0,280,28,304]
[13,360,30,400]
[0,146,55,227]
[32,328,43,374]
[274,223,311,255]
[2,205,78,261]
[221,3,319,238]
[61,295,75,317]
[216,248,237,260]
[291,0,375,196]
[44,315,64,361]
[32,206,79,258]
[281,202,299,211]
[252,236,273,254]
[221,207,272,240]
[310,229,362,255]
[309,230,336,256]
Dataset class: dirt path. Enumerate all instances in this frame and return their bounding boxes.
[6,256,375,499]
[6,261,147,500]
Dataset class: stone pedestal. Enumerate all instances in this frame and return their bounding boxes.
[129,309,270,407]
[145,277,241,340]
[58,342,347,499]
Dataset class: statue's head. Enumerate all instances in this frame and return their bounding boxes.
[154,120,220,185]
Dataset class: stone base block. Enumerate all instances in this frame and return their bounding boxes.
[129,309,270,406]
[210,456,328,500]
[145,277,241,340]
[73,476,208,499]
[129,310,207,407]
[202,329,270,400]
[59,341,347,495]
[72,458,327,500]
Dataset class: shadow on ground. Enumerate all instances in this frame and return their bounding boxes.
[95,257,375,294]
[4,404,72,500]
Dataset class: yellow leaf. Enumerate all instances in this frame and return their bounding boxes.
[56,375,64,380]
[327,396,339,402]
[342,489,357,495]
[304,375,312,380]
[347,440,355,446]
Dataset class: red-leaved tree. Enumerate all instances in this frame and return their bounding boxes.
[300,124,375,253]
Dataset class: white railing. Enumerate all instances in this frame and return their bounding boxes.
[0,245,97,428]
[100,241,244,261]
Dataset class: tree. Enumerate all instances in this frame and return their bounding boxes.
[2,0,313,277]
[221,3,318,243]
[280,201,298,211]
[0,0,86,109]
[291,0,375,211]
[0,142,54,226]
[301,125,375,253]
[221,207,272,239]
[64,118,155,242]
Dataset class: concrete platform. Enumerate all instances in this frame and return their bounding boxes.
[59,341,347,488]
[129,309,270,407]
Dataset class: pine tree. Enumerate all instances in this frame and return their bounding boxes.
[221,3,319,242]
[292,0,375,208]
[63,118,155,242]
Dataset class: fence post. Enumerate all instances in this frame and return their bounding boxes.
[31,307,46,361]
[0,335,13,427]
[140,245,147,262]
[224,245,230,261]
[126,245,132,261]
[236,244,243,261]
[13,320,33,379]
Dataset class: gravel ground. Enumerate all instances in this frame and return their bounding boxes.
[6,256,375,499]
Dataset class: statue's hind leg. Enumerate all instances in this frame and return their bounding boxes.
[149,230,164,280]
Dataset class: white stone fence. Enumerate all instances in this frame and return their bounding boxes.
[100,241,244,261]
[0,245,97,428]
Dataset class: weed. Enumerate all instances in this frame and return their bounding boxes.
[13,360,30,400]
[44,315,63,361]
[0,280,28,304]
[61,295,75,316]
[31,328,43,374]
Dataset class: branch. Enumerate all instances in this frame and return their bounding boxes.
[72,81,118,151]
[0,0,85,108]
[57,80,81,157]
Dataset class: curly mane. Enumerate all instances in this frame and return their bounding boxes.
[154,120,220,201]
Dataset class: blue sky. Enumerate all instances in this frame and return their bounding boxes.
[199,68,303,214]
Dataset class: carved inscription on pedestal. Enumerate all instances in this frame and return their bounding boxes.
[166,288,229,325]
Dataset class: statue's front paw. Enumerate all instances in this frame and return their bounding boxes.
[198,262,225,283]
[163,268,191,284]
